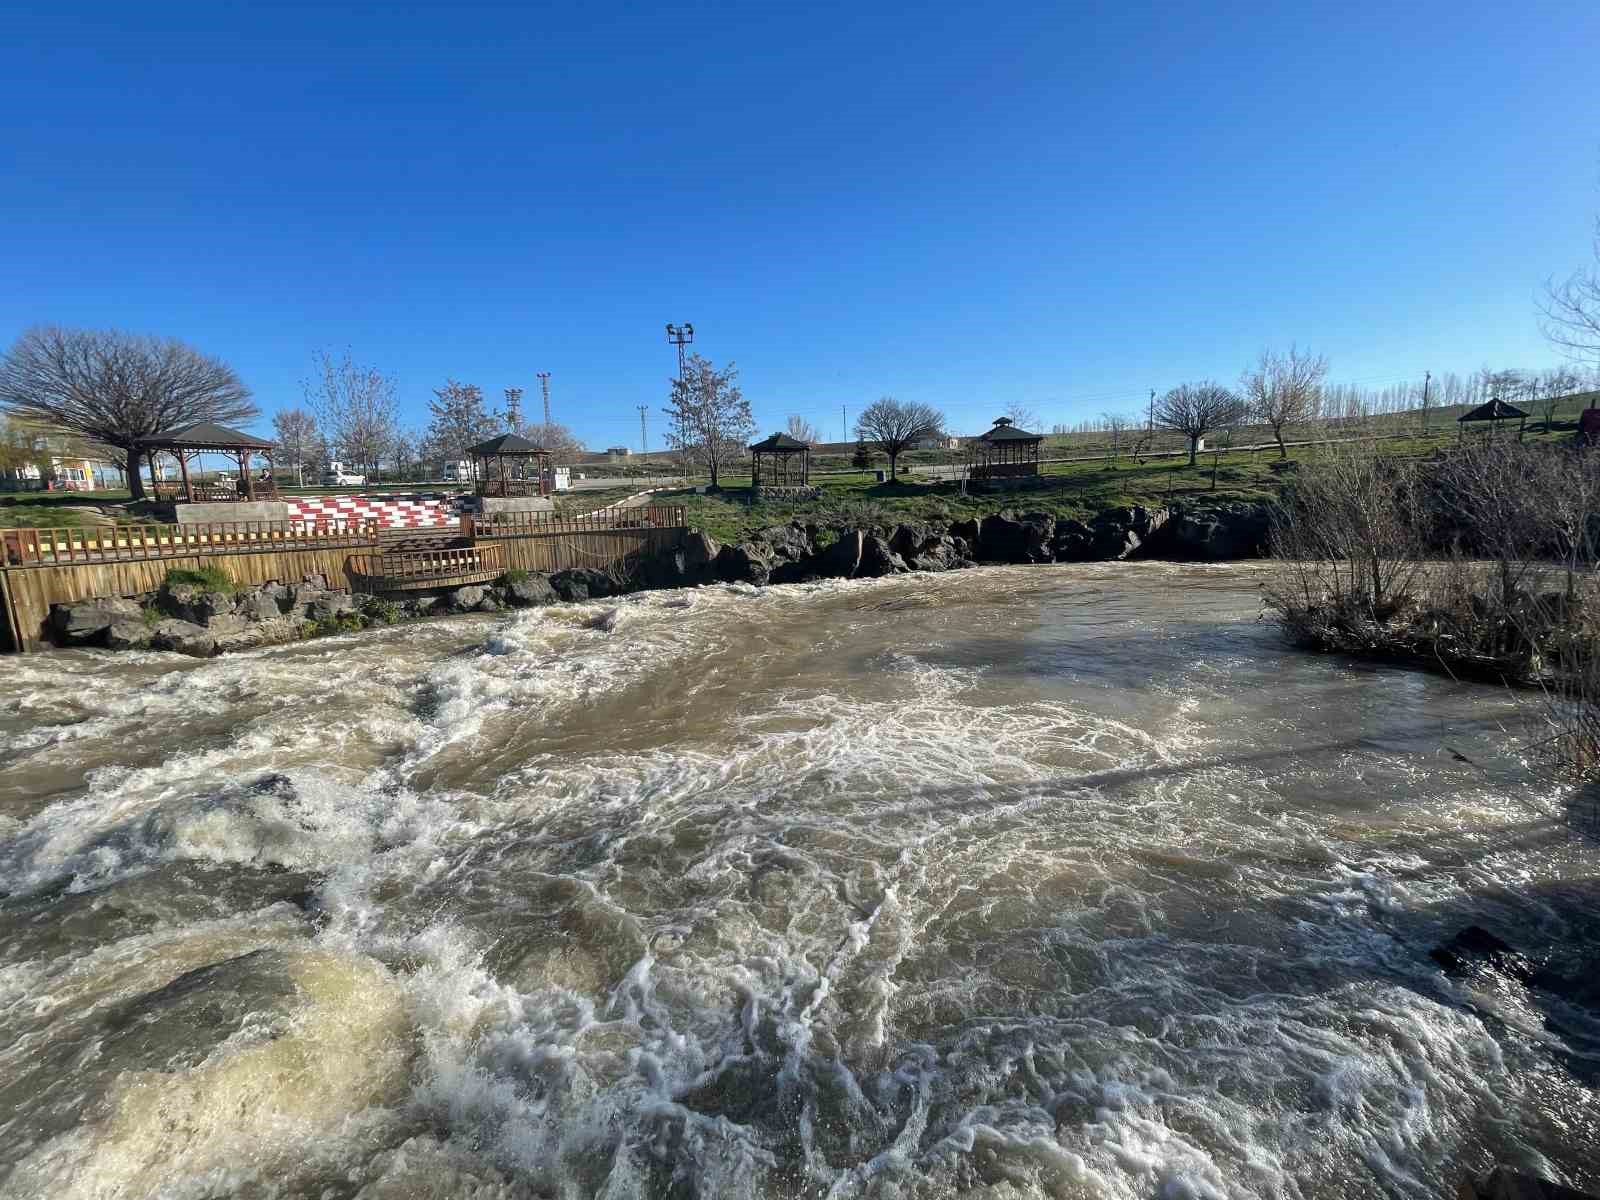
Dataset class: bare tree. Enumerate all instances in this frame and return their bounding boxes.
[785,414,823,444]
[305,350,399,477]
[1154,382,1242,466]
[1242,346,1327,458]
[1537,368,1583,431]
[1542,215,1600,369]
[389,427,421,482]
[1101,412,1130,467]
[271,407,319,487]
[1004,401,1040,432]
[854,396,944,481]
[0,326,255,501]
[517,419,585,462]
[663,354,754,489]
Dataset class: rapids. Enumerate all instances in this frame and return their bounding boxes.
[0,563,1596,1199]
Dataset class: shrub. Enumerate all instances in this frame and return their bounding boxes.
[502,568,530,586]
[163,565,236,593]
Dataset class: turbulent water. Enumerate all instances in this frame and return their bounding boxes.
[1,563,1597,1200]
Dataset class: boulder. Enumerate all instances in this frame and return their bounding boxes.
[1089,505,1169,561]
[151,619,218,658]
[204,613,250,635]
[286,582,327,615]
[949,517,980,547]
[476,595,502,613]
[682,530,721,573]
[308,592,356,621]
[549,568,616,602]
[976,511,1053,563]
[1051,518,1098,562]
[448,585,487,611]
[50,596,143,642]
[104,619,154,651]
[810,529,864,578]
[758,522,812,562]
[159,583,235,624]
[907,535,963,573]
[236,591,282,622]
[716,542,776,586]
[1155,502,1272,561]
[857,534,909,578]
[505,573,558,607]
[213,616,310,653]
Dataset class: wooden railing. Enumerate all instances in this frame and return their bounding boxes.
[151,482,283,502]
[468,505,687,538]
[347,542,507,591]
[479,479,545,498]
[1,520,379,566]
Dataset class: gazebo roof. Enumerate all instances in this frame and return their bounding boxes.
[466,433,549,456]
[750,432,810,452]
[977,417,1042,443]
[148,421,275,451]
[1458,399,1529,423]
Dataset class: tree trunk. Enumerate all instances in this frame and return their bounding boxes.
[888,451,899,481]
[1275,428,1288,459]
[1187,437,1198,467]
[125,445,147,501]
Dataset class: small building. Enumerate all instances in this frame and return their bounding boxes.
[1457,398,1528,442]
[749,432,812,493]
[605,446,632,460]
[968,417,1044,482]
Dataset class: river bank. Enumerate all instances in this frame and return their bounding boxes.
[39,499,1275,656]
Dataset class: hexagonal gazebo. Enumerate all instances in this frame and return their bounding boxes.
[466,433,552,498]
[145,421,279,503]
[749,432,811,492]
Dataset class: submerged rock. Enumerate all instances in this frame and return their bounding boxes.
[505,572,558,606]
[151,619,217,658]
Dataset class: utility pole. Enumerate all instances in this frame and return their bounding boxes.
[1148,389,1155,432]
[1420,370,1431,435]
[504,387,524,432]
[842,404,848,442]
[665,323,694,478]
[638,404,648,454]
[536,372,551,427]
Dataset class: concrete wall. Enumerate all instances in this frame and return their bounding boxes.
[174,501,292,523]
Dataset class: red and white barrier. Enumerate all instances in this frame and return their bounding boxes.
[285,493,470,530]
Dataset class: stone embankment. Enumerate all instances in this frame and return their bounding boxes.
[44,500,1273,656]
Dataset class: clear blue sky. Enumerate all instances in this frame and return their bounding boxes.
[4,1,1598,448]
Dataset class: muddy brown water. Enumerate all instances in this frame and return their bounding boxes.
[0,563,1596,1198]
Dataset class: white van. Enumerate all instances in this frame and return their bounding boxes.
[441,460,473,484]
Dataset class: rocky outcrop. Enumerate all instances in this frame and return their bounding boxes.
[151,619,218,658]
[506,573,558,607]
[549,567,617,602]
[1154,501,1273,561]
[49,596,143,642]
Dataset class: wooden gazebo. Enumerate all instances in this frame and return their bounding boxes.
[968,417,1043,480]
[749,432,811,489]
[145,421,278,502]
[466,433,551,497]
[1458,398,1528,442]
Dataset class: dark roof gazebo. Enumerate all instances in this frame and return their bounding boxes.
[749,432,811,490]
[466,433,552,497]
[145,421,278,503]
[1457,398,1528,442]
[968,417,1044,481]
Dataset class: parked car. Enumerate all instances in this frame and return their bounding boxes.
[322,462,365,486]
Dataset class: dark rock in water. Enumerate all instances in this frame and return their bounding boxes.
[1430,924,1534,981]
[1459,1167,1599,1200]
[506,573,557,607]
[716,542,776,586]
[550,567,616,602]
[160,582,235,624]
[1156,501,1272,561]
[949,517,980,548]
[758,522,812,562]
[236,591,282,622]
[50,596,143,642]
[448,585,487,611]
[101,948,301,1074]
[104,619,154,651]
[1051,518,1098,562]
[857,534,909,578]
[682,530,720,575]
[977,511,1053,563]
[1089,506,1168,561]
[151,618,217,658]
[811,529,864,578]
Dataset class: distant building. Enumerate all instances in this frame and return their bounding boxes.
[604,446,632,460]
[913,434,960,451]
[1,424,121,491]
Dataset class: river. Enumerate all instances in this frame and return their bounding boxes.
[1,563,1596,1199]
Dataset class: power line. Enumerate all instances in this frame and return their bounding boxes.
[536,372,551,427]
